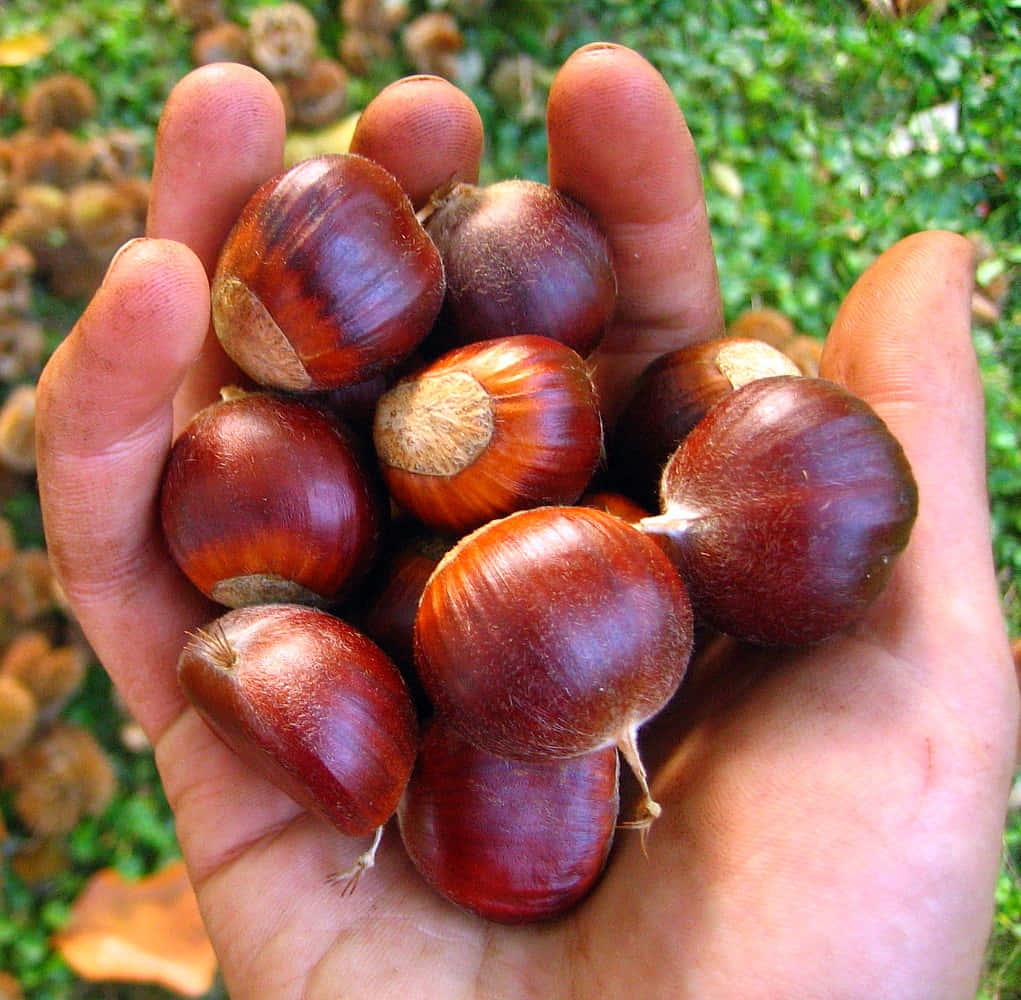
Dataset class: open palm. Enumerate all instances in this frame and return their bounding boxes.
[35,45,1016,1000]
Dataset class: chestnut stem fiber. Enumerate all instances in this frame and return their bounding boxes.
[374,371,494,476]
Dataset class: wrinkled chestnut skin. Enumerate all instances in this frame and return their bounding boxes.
[414,506,693,760]
[398,719,619,924]
[177,604,419,837]
[422,180,616,357]
[211,153,445,392]
[160,390,383,608]
[644,375,918,645]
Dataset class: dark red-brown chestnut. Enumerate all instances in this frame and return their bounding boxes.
[160,389,383,608]
[420,179,616,357]
[640,375,918,645]
[211,153,445,392]
[398,718,619,924]
[373,335,603,536]
[177,604,418,838]
[360,531,450,716]
[609,336,799,508]
[414,505,693,824]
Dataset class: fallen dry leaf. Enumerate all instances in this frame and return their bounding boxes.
[53,860,217,997]
[0,33,52,67]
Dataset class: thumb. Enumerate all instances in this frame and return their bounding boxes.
[822,230,1016,736]
[36,237,218,739]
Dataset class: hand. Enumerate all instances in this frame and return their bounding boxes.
[35,44,1017,1000]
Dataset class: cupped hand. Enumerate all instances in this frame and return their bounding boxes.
[35,44,1017,1000]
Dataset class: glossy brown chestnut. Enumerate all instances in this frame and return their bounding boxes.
[361,532,450,714]
[211,153,445,392]
[398,718,619,924]
[578,490,652,524]
[373,335,604,535]
[609,336,800,508]
[160,389,383,608]
[421,179,616,357]
[177,603,419,837]
[414,505,693,822]
[640,375,918,645]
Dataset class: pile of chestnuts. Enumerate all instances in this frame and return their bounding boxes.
[162,151,918,924]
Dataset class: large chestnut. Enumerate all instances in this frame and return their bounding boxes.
[421,179,616,357]
[414,505,693,822]
[609,336,800,507]
[160,389,383,608]
[211,153,445,392]
[177,604,419,838]
[398,718,619,924]
[640,375,918,645]
[373,335,603,536]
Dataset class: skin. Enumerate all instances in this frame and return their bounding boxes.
[34,44,1017,1000]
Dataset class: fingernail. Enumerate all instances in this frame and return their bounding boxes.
[105,237,149,281]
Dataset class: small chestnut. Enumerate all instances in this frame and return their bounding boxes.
[420,179,616,356]
[160,389,383,608]
[640,375,918,645]
[414,505,693,823]
[373,335,603,536]
[609,336,800,508]
[177,603,419,840]
[360,531,451,714]
[211,153,445,392]
[398,718,619,924]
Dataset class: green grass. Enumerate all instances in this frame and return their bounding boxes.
[1,1,1019,996]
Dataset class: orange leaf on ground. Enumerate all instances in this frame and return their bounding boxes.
[53,860,217,997]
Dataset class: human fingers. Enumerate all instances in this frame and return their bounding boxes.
[573,233,1016,1000]
[822,230,1017,736]
[35,238,219,741]
[350,74,484,208]
[147,63,287,424]
[545,43,724,417]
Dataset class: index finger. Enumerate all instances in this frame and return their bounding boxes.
[147,63,288,424]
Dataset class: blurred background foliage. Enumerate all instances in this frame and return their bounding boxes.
[0,0,1018,996]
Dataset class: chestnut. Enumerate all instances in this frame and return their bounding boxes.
[609,336,800,508]
[398,718,619,924]
[211,153,445,392]
[640,375,919,645]
[373,335,604,535]
[361,532,450,687]
[420,179,616,356]
[414,505,693,823]
[160,389,383,608]
[578,489,652,524]
[177,604,418,842]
